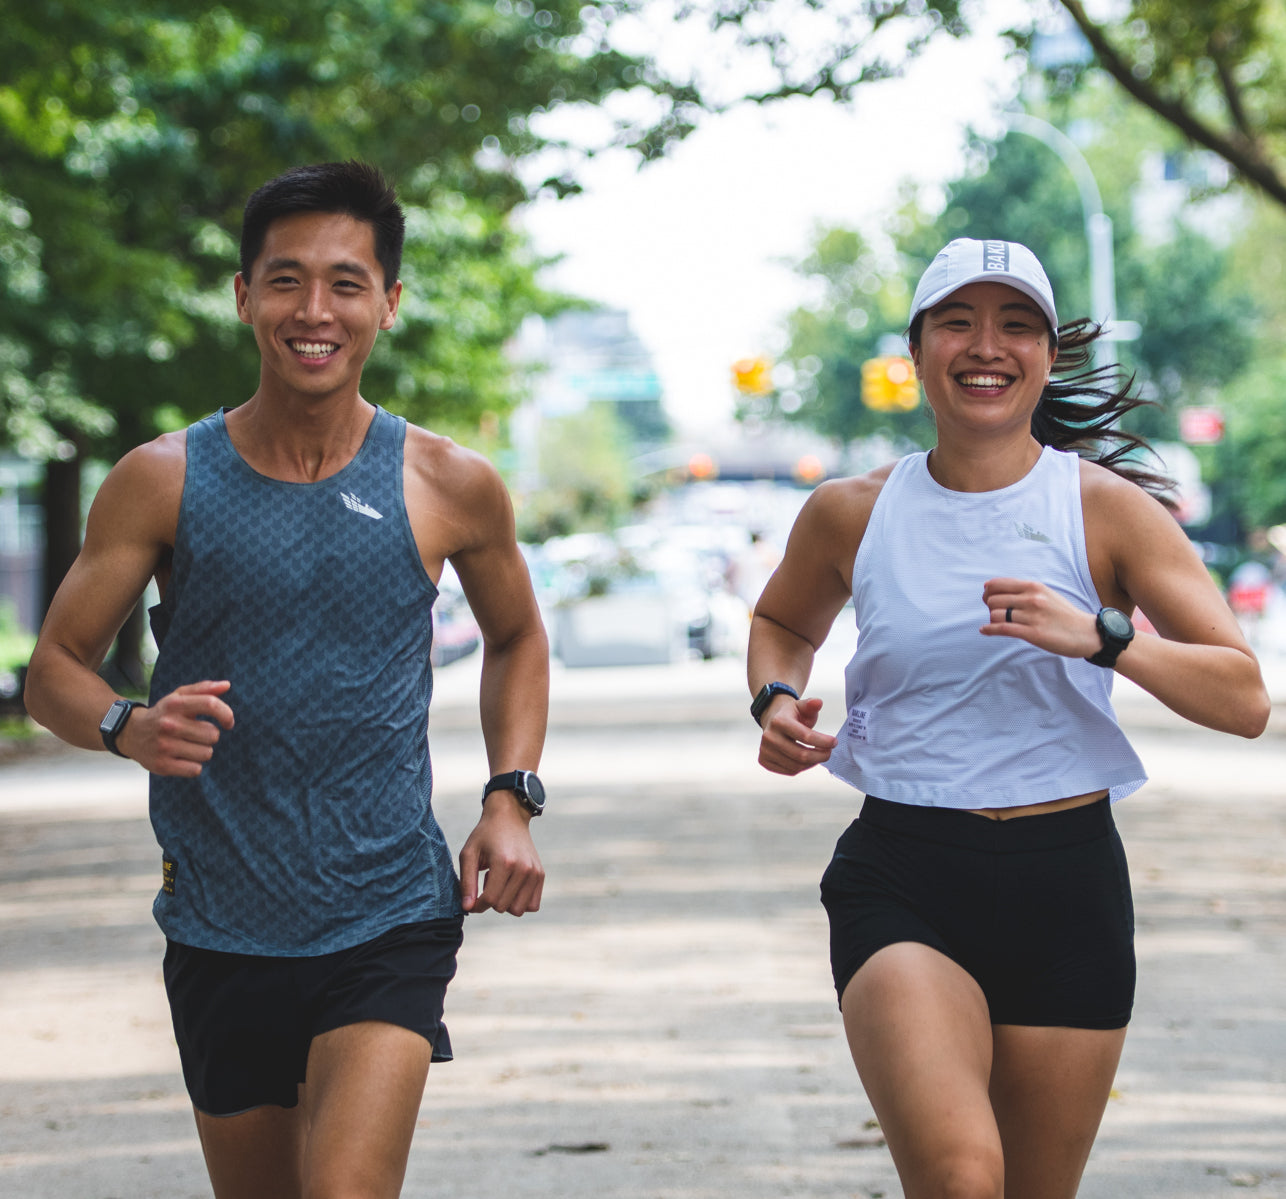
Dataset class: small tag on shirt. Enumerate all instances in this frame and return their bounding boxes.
[162,858,176,896]
[845,707,872,744]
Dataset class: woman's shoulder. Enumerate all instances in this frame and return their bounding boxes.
[1077,455,1168,517]
[793,459,903,552]
[1078,455,1189,573]
[817,459,902,508]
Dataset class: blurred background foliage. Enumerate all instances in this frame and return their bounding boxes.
[5,0,1286,622]
[761,67,1282,543]
[0,0,669,619]
[0,0,659,462]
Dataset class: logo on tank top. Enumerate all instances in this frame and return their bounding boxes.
[1014,521,1051,544]
[340,491,384,520]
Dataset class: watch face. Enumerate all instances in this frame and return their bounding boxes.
[522,772,546,805]
[1100,608,1133,640]
[101,699,129,734]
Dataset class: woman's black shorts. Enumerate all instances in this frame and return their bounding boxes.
[820,796,1134,1030]
[163,915,464,1116]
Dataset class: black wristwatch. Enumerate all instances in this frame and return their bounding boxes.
[482,769,546,816]
[1087,607,1135,668]
[99,698,140,757]
[751,681,799,727]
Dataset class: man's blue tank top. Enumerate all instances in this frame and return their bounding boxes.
[147,407,461,955]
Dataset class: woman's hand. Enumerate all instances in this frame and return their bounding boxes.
[758,695,839,776]
[979,578,1101,660]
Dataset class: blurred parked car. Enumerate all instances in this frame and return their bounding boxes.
[539,527,750,667]
[555,571,690,667]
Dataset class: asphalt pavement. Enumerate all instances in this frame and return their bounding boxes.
[2,630,1286,1198]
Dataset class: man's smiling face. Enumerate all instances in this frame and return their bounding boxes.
[234,210,401,405]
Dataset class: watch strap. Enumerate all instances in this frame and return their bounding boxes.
[99,699,139,757]
[482,769,545,815]
[1087,644,1124,668]
[751,681,799,726]
[483,770,525,799]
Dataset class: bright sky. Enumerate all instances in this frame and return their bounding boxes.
[518,11,1032,433]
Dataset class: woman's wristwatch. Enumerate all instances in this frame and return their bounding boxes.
[750,681,799,727]
[1086,607,1135,668]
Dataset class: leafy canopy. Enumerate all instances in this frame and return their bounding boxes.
[773,82,1257,467]
[606,0,1286,208]
[0,0,653,457]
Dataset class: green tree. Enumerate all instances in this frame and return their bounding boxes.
[633,0,1286,210]
[1206,195,1286,536]
[770,226,936,447]
[775,88,1258,474]
[0,0,655,629]
[518,402,638,541]
[1220,356,1286,529]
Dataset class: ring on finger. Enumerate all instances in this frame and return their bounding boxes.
[1005,607,1014,623]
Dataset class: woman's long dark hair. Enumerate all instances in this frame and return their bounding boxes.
[1035,318,1174,501]
[908,312,1175,502]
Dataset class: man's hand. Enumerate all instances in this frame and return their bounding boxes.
[757,695,838,776]
[119,680,235,776]
[458,796,544,916]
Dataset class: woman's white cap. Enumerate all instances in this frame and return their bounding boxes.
[909,238,1058,334]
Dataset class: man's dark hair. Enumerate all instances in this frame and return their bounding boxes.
[239,161,405,289]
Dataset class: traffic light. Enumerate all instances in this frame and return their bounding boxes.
[731,356,774,396]
[793,454,825,485]
[861,356,920,412]
[687,452,718,481]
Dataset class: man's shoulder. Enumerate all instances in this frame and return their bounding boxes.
[111,429,188,491]
[403,423,501,491]
[82,430,187,549]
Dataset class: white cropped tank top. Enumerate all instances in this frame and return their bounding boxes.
[826,446,1146,809]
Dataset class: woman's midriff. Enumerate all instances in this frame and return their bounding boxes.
[967,789,1110,822]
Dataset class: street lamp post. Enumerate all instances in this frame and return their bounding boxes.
[1002,111,1138,371]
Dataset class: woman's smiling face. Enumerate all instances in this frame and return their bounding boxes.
[910,280,1058,437]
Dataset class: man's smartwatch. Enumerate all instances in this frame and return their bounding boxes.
[482,769,546,816]
[1087,607,1135,668]
[99,698,140,757]
[751,681,799,727]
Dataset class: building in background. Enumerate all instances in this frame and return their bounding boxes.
[510,308,670,489]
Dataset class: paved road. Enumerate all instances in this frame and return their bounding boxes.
[2,639,1286,1198]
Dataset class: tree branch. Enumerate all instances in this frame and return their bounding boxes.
[1056,0,1286,207]
[1208,28,1256,144]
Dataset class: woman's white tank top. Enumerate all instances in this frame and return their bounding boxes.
[826,446,1146,809]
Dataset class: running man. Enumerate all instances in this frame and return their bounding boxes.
[26,160,549,1198]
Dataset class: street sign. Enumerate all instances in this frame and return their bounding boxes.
[1179,407,1225,445]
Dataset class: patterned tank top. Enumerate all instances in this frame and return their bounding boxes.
[147,406,460,954]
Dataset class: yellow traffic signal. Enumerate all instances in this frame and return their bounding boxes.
[731,356,774,396]
[861,356,920,412]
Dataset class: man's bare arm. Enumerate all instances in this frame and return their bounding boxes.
[406,433,548,915]
[25,435,235,772]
